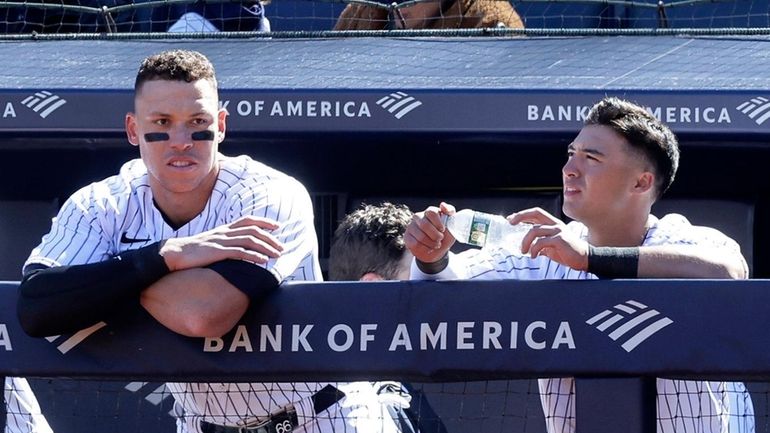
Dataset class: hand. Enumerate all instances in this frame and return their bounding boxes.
[508,207,589,270]
[159,216,284,271]
[404,202,456,264]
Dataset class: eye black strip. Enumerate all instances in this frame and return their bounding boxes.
[144,132,169,142]
[191,130,215,141]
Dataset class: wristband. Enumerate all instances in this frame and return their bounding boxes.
[587,246,639,279]
[415,254,449,275]
[118,242,170,284]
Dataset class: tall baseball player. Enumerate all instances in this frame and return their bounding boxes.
[17,50,399,433]
[4,378,52,433]
[404,97,753,433]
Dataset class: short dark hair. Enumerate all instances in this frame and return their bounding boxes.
[329,202,412,281]
[584,97,680,198]
[134,49,218,94]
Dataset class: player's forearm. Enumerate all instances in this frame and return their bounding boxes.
[140,268,250,338]
[637,245,748,279]
[17,244,169,338]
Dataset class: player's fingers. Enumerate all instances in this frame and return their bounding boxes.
[439,202,456,216]
[520,225,561,254]
[528,236,560,261]
[220,235,283,258]
[225,247,270,264]
[405,230,440,254]
[508,207,562,226]
[411,212,445,246]
[229,215,280,231]
[224,226,284,252]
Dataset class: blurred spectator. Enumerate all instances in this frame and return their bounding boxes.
[334,0,523,30]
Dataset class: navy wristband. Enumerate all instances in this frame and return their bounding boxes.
[415,254,449,275]
[587,246,640,279]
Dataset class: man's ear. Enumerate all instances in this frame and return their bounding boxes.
[360,272,384,282]
[125,113,139,146]
[634,171,655,194]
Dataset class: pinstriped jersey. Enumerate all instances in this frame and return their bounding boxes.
[411,213,753,433]
[24,154,331,432]
[4,377,52,433]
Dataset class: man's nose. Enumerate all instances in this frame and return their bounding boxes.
[168,128,193,150]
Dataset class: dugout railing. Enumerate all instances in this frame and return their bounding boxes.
[1,279,768,432]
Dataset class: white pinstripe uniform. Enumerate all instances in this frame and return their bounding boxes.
[4,377,52,433]
[25,155,400,433]
[410,213,754,433]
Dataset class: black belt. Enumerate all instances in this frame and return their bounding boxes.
[200,385,345,433]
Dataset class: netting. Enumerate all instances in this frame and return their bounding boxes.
[1,0,770,37]
[7,377,770,432]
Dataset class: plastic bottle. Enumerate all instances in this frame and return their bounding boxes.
[443,209,532,250]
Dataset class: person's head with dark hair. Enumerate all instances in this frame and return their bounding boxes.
[125,49,227,227]
[329,202,413,281]
[583,97,679,198]
[562,97,680,241]
[134,49,218,96]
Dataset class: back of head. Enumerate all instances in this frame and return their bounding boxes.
[585,97,680,199]
[329,203,413,281]
[134,49,218,95]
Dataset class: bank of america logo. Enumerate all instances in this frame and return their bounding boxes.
[586,300,672,353]
[125,382,175,409]
[376,92,422,119]
[21,91,67,118]
[44,322,106,354]
[737,97,770,125]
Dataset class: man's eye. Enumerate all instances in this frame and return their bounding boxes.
[192,118,208,126]
[153,119,168,126]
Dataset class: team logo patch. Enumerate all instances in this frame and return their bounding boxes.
[586,300,673,352]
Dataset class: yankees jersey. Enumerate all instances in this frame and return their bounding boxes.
[4,377,52,433]
[411,214,754,433]
[25,155,394,433]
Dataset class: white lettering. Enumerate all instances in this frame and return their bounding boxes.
[457,322,475,350]
[719,108,731,123]
[577,106,591,121]
[328,324,354,352]
[219,100,230,111]
[292,324,313,352]
[237,100,251,116]
[525,321,546,350]
[510,322,518,349]
[420,323,447,350]
[528,105,538,121]
[321,101,331,117]
[358,102,371,117]
[259,324,281,352]
[343,101,356,117]
[703,107,715,123]
[288,100,302,116]
[228,325,253,352]
[360,324,377,351]
[551,322,576,349]
[306,101,317,117]
[203,336,223,352]
[558,105,571,121]
[271,101,283,116]
[542,105,554,121]
[254,100,264,116]
[482,321,502,349]
[389,324,413,351]
[681,107,691,123]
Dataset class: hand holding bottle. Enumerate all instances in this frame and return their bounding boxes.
[404,202,457,265]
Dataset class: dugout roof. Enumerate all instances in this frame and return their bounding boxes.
[1,36,770,143]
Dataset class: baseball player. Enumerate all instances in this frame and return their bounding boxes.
[17,50,398,433]
[405,97,753,433]
[329,202,449,433]
[4,378,52,433]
